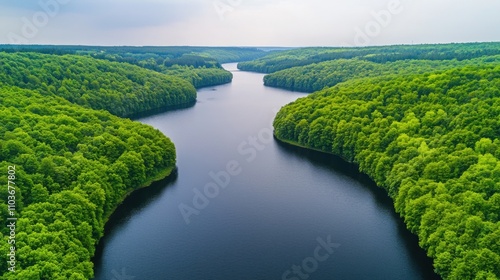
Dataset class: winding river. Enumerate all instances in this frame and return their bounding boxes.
[93,63,439,280]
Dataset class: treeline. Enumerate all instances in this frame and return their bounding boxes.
[238,42,500,73]
[273,65,500,279]
[264,56,500,92]
[163,66,232,89]
[0,45,266,89]
[0,52,197,117]
[162,55,221,68]
[0,45,267,88]
[88,52,234,88]
[0,45,267,63]
[237,46,374,73]
[82,51,234,89]
[0,86,176,279]
[129,54,233,89]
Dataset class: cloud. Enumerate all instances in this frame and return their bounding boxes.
[65,0,207,29]
[0,0,499,46]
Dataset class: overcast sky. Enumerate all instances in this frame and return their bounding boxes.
[1,0,499,46]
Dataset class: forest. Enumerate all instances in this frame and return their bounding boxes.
[86,52,234,89]
[0,46,260,279]
[2,42,500,279]
[273,64,500,279]
[0,45,267,64]
[0,52,197,117]
[263,55,500,93]
[238,42,500,73]
[0,85,176,279]
[0,45,270,90]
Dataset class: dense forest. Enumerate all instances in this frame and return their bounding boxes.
[238,42,500,73]
[130,54,233,89]
[86,52,234,89]
[0,45,269,89]
[0,85,176,279]
[273,65,500,279]
[0,52,197,117]
[0,46,265,279]
[263,56,500,92]
[0,45,267,64]
[2,42,500,279]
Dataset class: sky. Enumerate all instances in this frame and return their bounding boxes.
[0,0,499,47]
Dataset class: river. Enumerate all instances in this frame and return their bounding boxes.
[93,63,439,280]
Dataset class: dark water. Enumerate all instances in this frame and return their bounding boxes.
[93,64,439,280]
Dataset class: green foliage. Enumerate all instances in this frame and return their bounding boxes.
[238,42,500,73]
[0,86,176,279]
[263,56,500,92]
[273,65,500,279]
[0,45,268,89]
[162,65,233,89]
[93,53,234,88]
[0,52,197,117]
[0,45,266,63]
[163,54,222,68]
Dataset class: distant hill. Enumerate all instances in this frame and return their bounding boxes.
[0,52,197,117]
[238,42,500,73]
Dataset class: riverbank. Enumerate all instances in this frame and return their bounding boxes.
[91,165,177,274]
[101,165,178,224]
[93,63,438,280]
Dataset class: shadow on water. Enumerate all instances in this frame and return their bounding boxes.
[274,140,441,280]
[274,139,384,199]
[128,101,196,120]
[92,169,179,264]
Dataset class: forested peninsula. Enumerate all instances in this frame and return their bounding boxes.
[0,85,176,279]
[263,56,500,93]
[0,52,197,118]
[0,47,261,279]
[0,45,268,91]
[238,43,500,73]
[252,43,500,279]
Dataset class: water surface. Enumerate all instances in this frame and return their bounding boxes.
[93,63,439,280]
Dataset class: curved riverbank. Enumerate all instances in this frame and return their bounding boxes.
[272,65,500,279]
[100,166,177,225]
[93,63,439,280]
